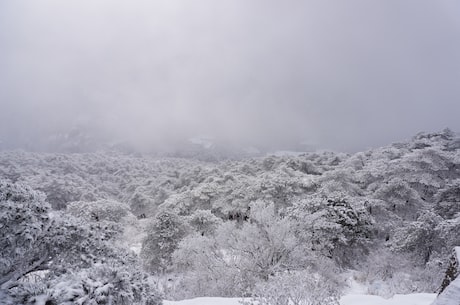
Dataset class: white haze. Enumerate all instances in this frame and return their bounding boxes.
[1,0,460,152]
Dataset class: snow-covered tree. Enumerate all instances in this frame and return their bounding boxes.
[141,210,188,273]
[374,177,421,220]
[0,181,51,291]
[67,199,133,223]
[218,202,299,281]
[289,195,374,265]
[0,180,161,304]
[243,269,342,305]
[435,179,460,219]
[41,262,161,305]
[186,209,222,236]
[172,202,301,298]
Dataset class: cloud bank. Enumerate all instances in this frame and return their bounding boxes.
[1,0,460,152]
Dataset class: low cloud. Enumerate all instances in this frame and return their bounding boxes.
[1,0,459,152]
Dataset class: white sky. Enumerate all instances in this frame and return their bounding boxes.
[1,0,460,152]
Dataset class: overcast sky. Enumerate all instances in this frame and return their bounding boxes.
[1,0,460,152]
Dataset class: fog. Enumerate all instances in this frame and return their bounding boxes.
[1,0,460,153]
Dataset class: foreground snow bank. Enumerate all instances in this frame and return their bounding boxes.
[164,298,242,305]
[164,293,436,305]
[341,293,436,305]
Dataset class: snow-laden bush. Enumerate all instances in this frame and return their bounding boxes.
[186,209,222,236]
[359,247,443,297]
[67,199,132,223]
[0,181,52,291]
[7,262,162,305]
[0,180,162,304]
[288,195,374,266]
[435,179,460,219]
[241,269,342,305]
[171,202,305,298]
[141,210,189,273]
[45,263,162,305]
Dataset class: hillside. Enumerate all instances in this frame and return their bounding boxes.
[0,129,459,304]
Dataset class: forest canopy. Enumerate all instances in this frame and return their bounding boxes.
[0,129,459,304]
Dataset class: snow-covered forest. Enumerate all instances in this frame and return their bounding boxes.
[1,129,459,304]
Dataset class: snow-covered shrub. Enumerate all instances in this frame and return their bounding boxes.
[433,216,460,258]
[141,210,189,273]
[0,181,51,291]
[172,232,254,298]
[186,209,222,236]
[129,190,155,217]
[358,248,440,297]
[218,202,299,280]
[242,269,342,305]
[0,180,162,304]
[6,260,162,305]
[374,177,422,220]
[46,263,162,305]
[289,195,374,265]
[434,179,460,219]
[171,202,301,298]
[67,199,132,223]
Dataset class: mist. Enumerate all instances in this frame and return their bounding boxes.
[1,0,460,153]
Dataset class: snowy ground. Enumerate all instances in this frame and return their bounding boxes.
[164,293,437,305]
[163,273,438,305]
[341,293,435,305]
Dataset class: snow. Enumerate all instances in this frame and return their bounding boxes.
[164,298,243,305]
[455,246,460,261]
[162,265,439,305]
[164,293,437,305]
[341,293,436,305]
[343,271,367,295]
